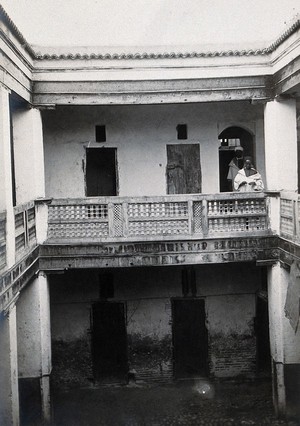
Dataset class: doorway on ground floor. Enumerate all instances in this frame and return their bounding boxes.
[255,293,271,376]
[91,301,128,383]
[172,298,208,378]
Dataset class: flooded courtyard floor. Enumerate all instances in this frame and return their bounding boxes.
[51,379,299,426]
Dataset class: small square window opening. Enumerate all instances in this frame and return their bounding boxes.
[95,125,106,142]
[177,124,187,140]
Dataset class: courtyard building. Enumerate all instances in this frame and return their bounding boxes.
[0,2,300,424]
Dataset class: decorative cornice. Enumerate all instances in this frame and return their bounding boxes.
[0,4,299,62]
[34,49,271,61]
[267,17,300,52]
[0,4,35,57]
[33,17,300,61]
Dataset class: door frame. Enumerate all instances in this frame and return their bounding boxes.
[84,146,119,196]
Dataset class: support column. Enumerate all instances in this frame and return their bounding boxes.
[268,262,300,419]
[268,263,286,417]
[17,272,52,424]
[12,107,45,204]
[0,305,20,426]
[264,98,297,191]
[0,84,15,267]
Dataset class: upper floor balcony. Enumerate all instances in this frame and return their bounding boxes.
[37,190,280,271]
[1,190,299,312]
[45,192,270,244]
[3,190,300,274]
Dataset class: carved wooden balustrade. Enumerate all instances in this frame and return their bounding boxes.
[280,191,300,243]
[46,192,270,243]
[0,211,6,270]
[0,202,38,313]
[14,201,37,260]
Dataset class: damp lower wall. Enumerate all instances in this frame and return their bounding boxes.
[49,263,263,385]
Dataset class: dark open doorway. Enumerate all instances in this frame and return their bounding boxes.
[172,299,208,378]
[166,144,201,194]
[91,301,128,383]
[86,148,117,196]
[218,127,254,192]
[255,295,271,376]
[255,267,271,376]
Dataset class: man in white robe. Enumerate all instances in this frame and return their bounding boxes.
[234,157,264,192]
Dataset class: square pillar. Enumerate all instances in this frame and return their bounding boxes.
[17,272,52,424]
[268,263,286,417]
[264,99,297,191]
[0,305,19,426]
[0,85,15,267]
[12,108,45,204]
[268,262,300,420]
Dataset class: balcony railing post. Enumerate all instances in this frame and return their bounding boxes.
[294,198,299,243]
[188,200,193,235]
[297,197,300,244]
[0,211,7,270]
[122,202,129,237]
[108,202,114,237]
[35,199,51,244]
[266,192,280,236]
[202,199,208,237]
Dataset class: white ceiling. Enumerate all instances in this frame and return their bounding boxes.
[1,0,299,50]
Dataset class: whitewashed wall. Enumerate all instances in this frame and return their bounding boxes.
[13,108,45,205]
[43,102,265,198]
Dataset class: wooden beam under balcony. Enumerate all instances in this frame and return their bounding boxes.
[274,55,300,97]
[39,235,279,270]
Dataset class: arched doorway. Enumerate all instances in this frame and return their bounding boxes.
[218,126,254,192]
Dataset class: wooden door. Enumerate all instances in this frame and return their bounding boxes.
[166,144,201,194]
[86,148,117,196]
[91,302,128,383]
[172,299,208,378]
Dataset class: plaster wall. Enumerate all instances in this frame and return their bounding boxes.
[43,102,265,198]
[268,264,300,365]
[0,87,15,267]
[264,99,297,192]
[50,263,263,384]
[13,108,45,205]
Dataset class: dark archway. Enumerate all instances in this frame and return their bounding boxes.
[218,126,254,192]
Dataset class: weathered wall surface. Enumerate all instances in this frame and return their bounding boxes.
[42,102,265,198]
[268,262,300,418]
[207,295,256,377]
[50,263,263,385]
[12,108,45,205]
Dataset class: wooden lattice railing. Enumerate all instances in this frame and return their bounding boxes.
[280,191,300,243]
[46,192,270,243]
[0,211,6,270]
[14,201,37,260]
